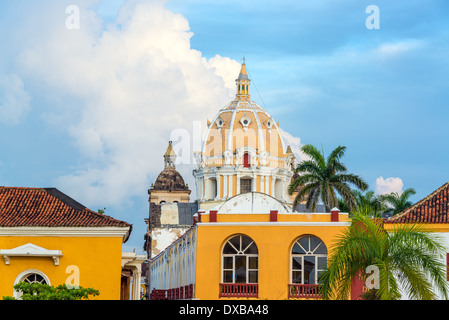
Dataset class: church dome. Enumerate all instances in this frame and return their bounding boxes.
[193,61,295,208]
[200,61,292,169]
[213,192,292,214]
[151,141,189,192]
[153,168,188,191]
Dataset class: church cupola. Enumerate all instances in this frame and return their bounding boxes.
[236,59,251,99]
[149,141,191,204]
[193,59,295,209]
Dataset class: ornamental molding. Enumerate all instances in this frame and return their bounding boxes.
[0,243,63,266]
[0,227,130,241]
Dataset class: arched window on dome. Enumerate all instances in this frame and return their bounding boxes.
[243,152,251,168]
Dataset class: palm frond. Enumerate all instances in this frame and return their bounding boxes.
[300,144,326,169]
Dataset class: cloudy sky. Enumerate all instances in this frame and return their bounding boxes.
[1,0,448,253]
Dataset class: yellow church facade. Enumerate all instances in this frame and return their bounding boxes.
[195,199,349,300]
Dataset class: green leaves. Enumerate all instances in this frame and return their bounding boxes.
[3,282,100,300]
[289,144,368,212]
[320,209,449,300]
[383,187,417,215]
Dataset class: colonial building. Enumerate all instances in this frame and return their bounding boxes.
[384,181,449,300]
[146,62,351,300]
[0,186,143,300]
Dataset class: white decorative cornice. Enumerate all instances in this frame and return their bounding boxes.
[0,227,130,242]
[0,243,63,266]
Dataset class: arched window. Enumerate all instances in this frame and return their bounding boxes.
[22,273,48,284]
[222,235,258,284]
[291,236,327,284]
[13,270,50,299]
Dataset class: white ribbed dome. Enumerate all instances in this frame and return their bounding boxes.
[193,62,295,209]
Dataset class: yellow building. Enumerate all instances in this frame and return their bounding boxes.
[148,62,353,300]
[0,186,139,300]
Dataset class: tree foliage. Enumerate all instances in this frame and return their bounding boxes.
[319,209,449,300]
[289,144,368,212]
[3,282,100,300]
[383,187,416,216]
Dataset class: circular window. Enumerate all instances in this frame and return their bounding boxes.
[243,120,248,125]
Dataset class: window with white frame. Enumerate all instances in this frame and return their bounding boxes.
[222,235,258,284]
[291,236,327,284]
[13,270,50,299]
[22,273,48,285]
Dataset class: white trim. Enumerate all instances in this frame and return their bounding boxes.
[0,227,130,239]
[13,269,51,299]
[201,212,349,216]
[251,109,265,152]
[198,222,351,227]
[1,243,63,266]
[228,108,237,151]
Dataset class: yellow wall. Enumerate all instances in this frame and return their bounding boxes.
[0,235,124,300]
[194,220,349,300]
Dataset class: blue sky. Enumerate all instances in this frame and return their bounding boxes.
[0,0,449,253]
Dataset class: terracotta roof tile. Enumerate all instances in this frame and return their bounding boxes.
[386,182,449,224]
[0,187,132,229]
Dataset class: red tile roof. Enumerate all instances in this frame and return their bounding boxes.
[0,187,132,230]
[386,182,449,224]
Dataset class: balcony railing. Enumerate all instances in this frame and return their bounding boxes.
[219,283,258,298]
[288,284,322,299]
[150,284,194,300]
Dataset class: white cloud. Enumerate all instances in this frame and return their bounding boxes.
[14,0,238,206]
[278,128,307,163]
[376,40,422,56]
[375,176,404,195]
[0,73,31,125]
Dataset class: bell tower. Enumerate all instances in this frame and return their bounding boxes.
[148,141,191,204]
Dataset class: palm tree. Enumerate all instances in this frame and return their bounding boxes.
[383,187,416,216]
[351,189,387,217]
[320,209,449,300]
[289,144,369,212]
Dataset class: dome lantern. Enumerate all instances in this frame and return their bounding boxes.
[236,58,250,99]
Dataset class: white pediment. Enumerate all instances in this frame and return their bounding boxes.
[0,243,63,266]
